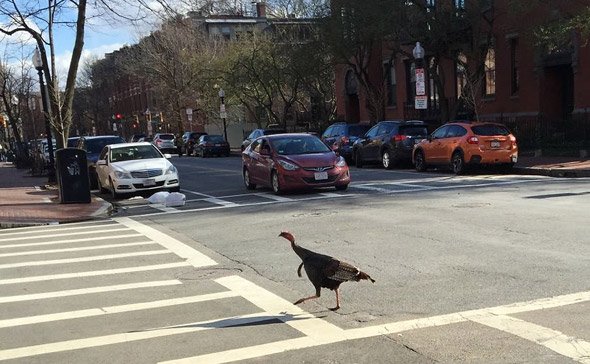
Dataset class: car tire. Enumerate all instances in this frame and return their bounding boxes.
[451,152,465,175]
[271,171,283,194]
[109,178,120,199]
[414,150,427,172]
[354,150,363,168]
[335,184,348,191]
[243,169,256,190]
[89,169,99,190]
[382,150,393,169]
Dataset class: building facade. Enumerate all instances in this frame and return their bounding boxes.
[334,0,590,149]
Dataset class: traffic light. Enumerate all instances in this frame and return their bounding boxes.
[115,113,123,120]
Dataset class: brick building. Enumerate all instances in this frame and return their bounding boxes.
[334,0,590,149]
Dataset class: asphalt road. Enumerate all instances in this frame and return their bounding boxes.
[2,155,589,363]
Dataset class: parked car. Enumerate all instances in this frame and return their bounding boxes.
[95,142,180,199]
[138,136,153,143]
[182,131,208,155]
[152,133,176,154]
[241,127,286,151]
[67,136,80,148]
[352,120,429,169]
[76,135,126,189]
[242,133,350,194]
[321,122,371,162]
[413,121,518,174]
[194,134,230,157]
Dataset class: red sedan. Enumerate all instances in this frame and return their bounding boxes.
[242,133,351,194]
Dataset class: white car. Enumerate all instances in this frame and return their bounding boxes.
[95,142,180,198]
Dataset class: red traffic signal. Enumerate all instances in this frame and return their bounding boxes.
[115,113,123,120]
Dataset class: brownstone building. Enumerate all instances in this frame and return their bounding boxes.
[334,0,590,149]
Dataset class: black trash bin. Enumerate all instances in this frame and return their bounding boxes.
[55,148,91,204]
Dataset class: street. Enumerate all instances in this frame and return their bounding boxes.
[1,156,589,363]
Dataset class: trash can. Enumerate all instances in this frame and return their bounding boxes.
[55,148,91,204]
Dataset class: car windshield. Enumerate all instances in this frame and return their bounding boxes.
[400,126,428,136]
[207,135,225,143]
[158,134,174,140]
[348,125,370,136]
[86,137,125,153]
[110,145,162,162]
[471,124,511,136]
[271,136,331,155]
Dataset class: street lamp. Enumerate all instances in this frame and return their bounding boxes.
[32,48,56,183]
[412,42,427,111]
[218,88,228,142]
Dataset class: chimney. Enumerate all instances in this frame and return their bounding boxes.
[256,2,266,18]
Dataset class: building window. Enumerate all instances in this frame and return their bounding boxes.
[405,61,416,104]
[454,0,465,9]
[510,38,519,95]
[383,61,397,107]
[426,0,436,11]
[456,53,467,99]
[484,47,496,97]
[429,57,440,109]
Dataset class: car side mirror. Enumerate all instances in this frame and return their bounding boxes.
[97,160,107,166]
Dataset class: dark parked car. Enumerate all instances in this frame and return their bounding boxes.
[182,131,208,155]
[241,128,286,151]
[76,135,126,189]
[321,122,371,162]
[242,133,350,194]
[67,136,80,148]
[352,120,429,169]
[194,134,231,157]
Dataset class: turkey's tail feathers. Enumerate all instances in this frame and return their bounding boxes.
[357,271,375,283]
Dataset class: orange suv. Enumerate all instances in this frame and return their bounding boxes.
[412,121,518,174]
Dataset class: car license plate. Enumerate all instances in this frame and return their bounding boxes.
[490,140,500,148]
[314,172,328,180]
[144,178,156,186]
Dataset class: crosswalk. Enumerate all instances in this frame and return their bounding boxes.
[115,175,552,218]
[1,217,589,363]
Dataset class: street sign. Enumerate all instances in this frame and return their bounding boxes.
[415,68,426,96]
[415,95,428,110]
[219,111,227,119]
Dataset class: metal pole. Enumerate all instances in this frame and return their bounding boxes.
[36,68,55,183]
[221,96,228,142]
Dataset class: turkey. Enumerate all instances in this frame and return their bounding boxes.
[279,231,375,311]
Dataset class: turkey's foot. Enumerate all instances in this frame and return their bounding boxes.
[329,305,340,311]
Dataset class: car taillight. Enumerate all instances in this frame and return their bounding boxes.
[393,135,407,142]
[467,136,479,144]
[156,140,162,145]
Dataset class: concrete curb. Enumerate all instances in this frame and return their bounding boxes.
[514,167,590,178]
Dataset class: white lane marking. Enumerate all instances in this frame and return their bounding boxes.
[0,223,120,237]
[0,250,172,269]
[0,234,143,249]
[470,315,590,364]
[352,178,550,194]
[0,241,157,258]
[0,262,190,285]
[0,227,131,242]
[254,193,293,202]
[181,189,216,198]
[0,290,238,328]
[319,192,343,198]
[0,312,270,361]
[0,280,181,304]
[148,205,182,213]
[168,286,590,364]
[350,184,392,193]
[216,276,343,338]
[132,193,357,218]
[205,197,240,207]
[114,217,217,268]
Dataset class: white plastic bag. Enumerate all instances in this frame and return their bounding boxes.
[147,191,169,204]
[165,192,186,207]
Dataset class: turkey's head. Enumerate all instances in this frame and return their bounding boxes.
[279,231,295,243]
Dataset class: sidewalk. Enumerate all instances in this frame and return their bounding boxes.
[0,155,588,228]
[0,162,112,228]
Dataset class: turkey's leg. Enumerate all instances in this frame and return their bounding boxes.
[329,289,341,311]
[294,287,321,305]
